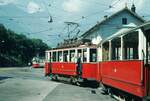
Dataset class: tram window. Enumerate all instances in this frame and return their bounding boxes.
[83,49,87,62]
[77,49,82,55]
[102,42,109,61]
[125,47,138,59]
[50,52,53,62]
[90,49,97,62]
[49,52,51,62]
[111,38,121,60]
[52,52,56,62]
[124,32,139,60]
[127,48,133,59]
[70,50,75,62]
[58,51,63,62]
[112,47,121,60]
[63,51,68,62]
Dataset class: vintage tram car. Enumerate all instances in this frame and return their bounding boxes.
[45,22,150,100]
[32,57,45,68]
[100,22,150,100]
[45,43,99,84]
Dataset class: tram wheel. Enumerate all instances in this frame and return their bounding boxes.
[51,75,55,81]
[107,88,113,98]
[70,76,77,85]
[52,74,59,81]
[70,77,81,86]
[70,76,74,84]
[76,81,81,86]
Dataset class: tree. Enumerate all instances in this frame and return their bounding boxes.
[0,24,49,67]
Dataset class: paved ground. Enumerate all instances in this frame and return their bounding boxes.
[0,67,116,101]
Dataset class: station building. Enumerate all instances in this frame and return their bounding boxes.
[80,5,146,61]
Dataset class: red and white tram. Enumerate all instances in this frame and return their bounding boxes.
[32,57,45,68]
[45,21,150,100]
[100,22,150,100]
[45,44,99,84]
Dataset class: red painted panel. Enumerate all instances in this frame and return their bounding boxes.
[51,62,76,76]
[102,77,144,97]
[82,63,98,80]
[32,64,40,68]
[96,62,102,82]
[143,66,150,97]
[44,62,50,75]
[147,67,150,96]
[101,60,144,97]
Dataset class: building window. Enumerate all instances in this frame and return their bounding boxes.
[122,18,127,24]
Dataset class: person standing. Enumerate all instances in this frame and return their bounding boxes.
[76,53,82,76]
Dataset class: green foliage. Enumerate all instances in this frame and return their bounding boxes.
[0,24,49,67]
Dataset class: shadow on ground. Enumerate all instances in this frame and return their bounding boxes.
[0,76,12,81]
[50,78,99,89]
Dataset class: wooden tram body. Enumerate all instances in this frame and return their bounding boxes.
[45,45,99,82]
[45,22,150,100]
[100,22,150,100]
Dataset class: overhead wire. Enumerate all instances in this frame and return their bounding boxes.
[0,6,49,36]
[50,25,68,39]
[40,0,51,16]
[0,1,79,39]
[23,28,52,35]
[70,0,122,23]
[111,0,121,7]
[0,0,141,40]
[82,0,111,7]
[40,0,53,23]
[0,16,49,19]
[1,6,28,34]
[0,0,115,22]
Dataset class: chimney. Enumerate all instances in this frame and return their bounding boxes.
[104,15,108,19]
[131,4,136,13]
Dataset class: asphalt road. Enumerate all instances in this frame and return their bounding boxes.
[0,67,116,101]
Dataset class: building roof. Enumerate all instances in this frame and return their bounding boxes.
[81,7,145,38]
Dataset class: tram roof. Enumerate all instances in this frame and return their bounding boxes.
[46,44,97,52]
[101,21,150,44]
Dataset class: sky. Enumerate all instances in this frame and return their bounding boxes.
[0,0,149,47]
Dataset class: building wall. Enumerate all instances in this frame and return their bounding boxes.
[84,10,144,45]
